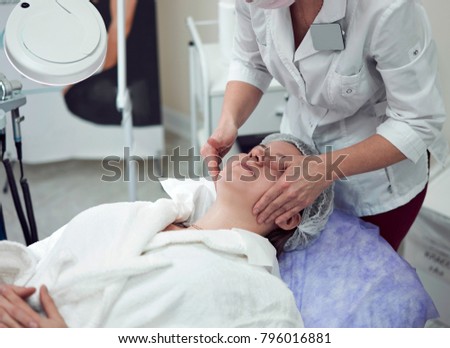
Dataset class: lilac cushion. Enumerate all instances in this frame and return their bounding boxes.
[279,209,438,328]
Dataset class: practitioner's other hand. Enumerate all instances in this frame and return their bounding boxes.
[253,154,332,225]
[201,125,238,180]
[0,284,67,328]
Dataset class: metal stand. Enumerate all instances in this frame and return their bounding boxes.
[0,74,39,245]
[186,17,217,153]
[117,0,137,201]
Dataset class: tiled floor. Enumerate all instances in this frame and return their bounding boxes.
[0,131,191,244]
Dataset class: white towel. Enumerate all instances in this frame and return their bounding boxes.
[0,198,303,328]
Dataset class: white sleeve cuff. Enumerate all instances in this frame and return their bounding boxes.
[376,116,427,163]
[228,59,273,93]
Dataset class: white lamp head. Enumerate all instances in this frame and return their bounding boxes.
[4,0,107,86]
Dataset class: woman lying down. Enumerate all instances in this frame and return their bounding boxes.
[0,134,333,328]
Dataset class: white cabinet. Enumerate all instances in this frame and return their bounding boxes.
[210,90,286,137]
[187,18,286,153]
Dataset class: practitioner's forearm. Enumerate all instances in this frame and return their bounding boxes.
[218,81,263,130]
[321,134,407,181]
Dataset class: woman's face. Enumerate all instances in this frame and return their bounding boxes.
[216,141,300,206]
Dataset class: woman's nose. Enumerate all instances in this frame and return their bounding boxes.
[248,152,264,165]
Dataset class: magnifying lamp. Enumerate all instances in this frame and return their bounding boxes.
[4,0,107,86]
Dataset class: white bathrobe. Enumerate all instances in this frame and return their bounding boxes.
[0,198,303,328]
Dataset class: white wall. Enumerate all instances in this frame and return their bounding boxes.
[421,0,450,148]
[157,0,450,145]
[156,0,217,117]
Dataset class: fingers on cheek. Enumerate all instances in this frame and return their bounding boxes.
[280,180,290,191]
[265,213,279,224]
[272,204,294,224]
[257,204,274,223]
[276,207,299,225]
[255,188,283,218]
[286,187,299,200]
[265,205,285,224]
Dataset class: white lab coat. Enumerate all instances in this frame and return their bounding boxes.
[229,0,448,216]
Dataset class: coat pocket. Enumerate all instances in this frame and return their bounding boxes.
[329,64,380,116]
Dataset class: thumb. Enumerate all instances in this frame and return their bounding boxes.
[39,286,62,320]
[207,131,235,157]
[200,138,217,158]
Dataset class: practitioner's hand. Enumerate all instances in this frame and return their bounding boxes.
[201,125,238,180]
[253,154,333,225]
[0,285,67,328]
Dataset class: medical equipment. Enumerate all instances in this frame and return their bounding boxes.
[0,73,38,245]
[4,0,107,85]
[0,0,137,244]
[3,0,138,201]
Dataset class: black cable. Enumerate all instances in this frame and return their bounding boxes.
[11,108,38,244]
[15,138,38,244]
[0,133,5,160]
[20,179,38,244]
[0,116,7,241]
[0,204,7,241]
[1,134,8,194]
[17,145,25,180]
[2,159,31,246]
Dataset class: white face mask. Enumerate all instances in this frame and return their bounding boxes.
[246,0,295,9]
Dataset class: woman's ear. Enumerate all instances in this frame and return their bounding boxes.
[276,213,301,231]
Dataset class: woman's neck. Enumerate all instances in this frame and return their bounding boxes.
[192,200,270,236]
[291,0,324,47]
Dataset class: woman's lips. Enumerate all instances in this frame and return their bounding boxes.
[240,161,255,174]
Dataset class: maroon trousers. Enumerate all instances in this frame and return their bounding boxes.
[361,184,428,251]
